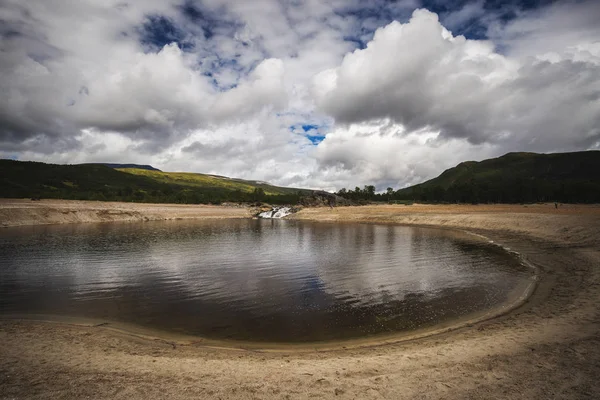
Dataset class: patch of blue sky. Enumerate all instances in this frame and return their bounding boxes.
[138,15,195,52]
[422,0,559,39]
[452,21,489,40]
[306,135,326,145]
[201,57,250,91]
[289,123,320,133]
[138,2,240,54]
[335,1,413,38]
[334,0,557,43]
[482,0,557,12]
[289,123,327,145]
[179,1,243,41]
[179,1,215,39]
[343,36,367,50]
[301,124,320,132]
[337,1,410,23]
[214,57,240,69]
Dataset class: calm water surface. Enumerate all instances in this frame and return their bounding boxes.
[0,219,533,342]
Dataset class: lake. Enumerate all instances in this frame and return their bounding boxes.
[0,219,534,343]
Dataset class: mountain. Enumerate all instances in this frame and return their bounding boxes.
[394,151,600,204]
[0,160,310,204]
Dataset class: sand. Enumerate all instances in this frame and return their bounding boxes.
[1,200,600,399]
[0,199,252,227]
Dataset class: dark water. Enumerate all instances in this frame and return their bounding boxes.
[0,219,533,342]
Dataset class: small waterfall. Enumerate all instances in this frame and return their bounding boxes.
[258,206,292,219]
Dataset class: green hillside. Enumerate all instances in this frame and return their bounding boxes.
[0,160,309,204]
[117,168,301,195]
[394,151,600,204]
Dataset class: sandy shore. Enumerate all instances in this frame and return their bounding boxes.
[1,201,600,399]
[0,198,252,227]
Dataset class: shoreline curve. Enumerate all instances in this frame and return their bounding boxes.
[1,200,599,399]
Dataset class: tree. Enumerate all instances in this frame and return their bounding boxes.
[364,185,375,200]
[386,187,394,202]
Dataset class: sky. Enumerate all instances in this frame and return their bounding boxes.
[1,0,599,191]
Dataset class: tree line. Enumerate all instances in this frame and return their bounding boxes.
[335,179,600,204]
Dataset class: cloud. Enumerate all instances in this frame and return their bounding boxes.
[1,0,599,192]
[0,0,288,152]
[312,118,496,191]
[312,8,600,152]
[211,58,286,121]
[487,0,600,64]
[441,0,486,31]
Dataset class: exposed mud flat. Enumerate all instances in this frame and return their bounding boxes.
[1,202,600,399]
[0,199,252,227]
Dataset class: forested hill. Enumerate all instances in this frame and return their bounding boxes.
[0,159,310,204]
[394,151,600,204]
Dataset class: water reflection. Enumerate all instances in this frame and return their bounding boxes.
[0,220,533,342]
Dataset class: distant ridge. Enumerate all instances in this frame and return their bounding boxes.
[394,151,600,204]
[89,163,161,172]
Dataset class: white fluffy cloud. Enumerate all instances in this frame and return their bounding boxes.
[311,119,496,191]
[313,9,600,151]
[1,0,599,191]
